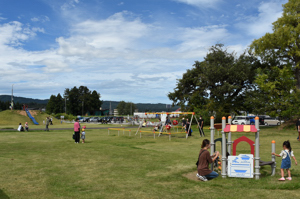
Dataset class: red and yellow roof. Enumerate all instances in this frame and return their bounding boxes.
[223,125,257,133]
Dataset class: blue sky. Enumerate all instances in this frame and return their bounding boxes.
[0,0,287,104]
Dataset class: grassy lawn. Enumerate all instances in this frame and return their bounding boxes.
[0,124,299,198]
[0,110,129,130]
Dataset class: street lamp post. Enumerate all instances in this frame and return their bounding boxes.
[11,84,14,110]
[82,100,84,116]
[64,95,68,114]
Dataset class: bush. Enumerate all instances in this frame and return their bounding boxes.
[54,113,76,121]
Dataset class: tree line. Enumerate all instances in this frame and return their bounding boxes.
[0,101,23,111]
[116,101,136,115]
[46,86,102,116]
[168,0,300,122]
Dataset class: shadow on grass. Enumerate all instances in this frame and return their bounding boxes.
[0,189,10,199]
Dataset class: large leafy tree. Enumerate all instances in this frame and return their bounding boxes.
[116,101,126,115]
[117,101,135,115]
[54,93,64,114]
[250,0,300,118]
[168,44,261,119]
[46,95,57,114]
[63,86,102,115]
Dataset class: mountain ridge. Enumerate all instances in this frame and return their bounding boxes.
[0,95,180,112]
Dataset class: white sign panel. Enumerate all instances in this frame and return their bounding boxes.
[228,154,254,178]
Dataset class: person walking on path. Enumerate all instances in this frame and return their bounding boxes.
[45,117,50,131]
[74,118,81,143]
[197,116,205,137]
[196,139,219,181]
[272,140,297,181]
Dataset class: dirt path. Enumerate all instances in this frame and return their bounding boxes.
[16,110,38,117]
[182,171,200,182]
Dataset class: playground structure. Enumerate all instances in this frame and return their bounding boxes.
[25,108,39,125]
[135,112,197,138]
[108,112,207,140]
[210,116,276,179]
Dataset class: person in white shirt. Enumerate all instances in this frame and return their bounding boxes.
[272,140,297,181]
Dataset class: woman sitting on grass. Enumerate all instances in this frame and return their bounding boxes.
[17,123,24,132]
[196,139,219,181]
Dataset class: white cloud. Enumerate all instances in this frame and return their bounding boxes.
[61,0,80,10]
[56,11,149,58]
[1,2,269,103]
[236,1,284,37]
[0,21,42,46]
[56,11,232,61]
[0,16,6,21]
[173,0,221,8]
[40,59,71,73]
[31,16,50,23]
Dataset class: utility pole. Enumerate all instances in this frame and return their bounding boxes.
[11,84,14,110]
[109,102,112,115]
[82,100,84,116]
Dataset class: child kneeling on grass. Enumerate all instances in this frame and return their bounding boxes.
[272,140,297,181]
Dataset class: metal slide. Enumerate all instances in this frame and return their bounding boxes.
[25,109,39,125]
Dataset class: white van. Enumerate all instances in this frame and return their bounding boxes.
[232,116,250,125]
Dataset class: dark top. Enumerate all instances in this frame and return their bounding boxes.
[198,119,204,128]
[182,119,186,126]
[185,122,190,131]
[197,149,213,176]
[297,120,300,130]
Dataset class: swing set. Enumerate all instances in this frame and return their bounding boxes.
[133,112,202,139]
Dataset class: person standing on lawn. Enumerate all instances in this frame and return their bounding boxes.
[74,118,81,143]
[272,140,297,181]
[197,116,205,137]
[45,117,50,131]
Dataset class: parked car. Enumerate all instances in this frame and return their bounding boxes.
[98,117,106,123]
[89,117,100,122]
[263,117,284,126]
[257,115,271,125]
[79,117,90,122]
[83,117,90,122]
[106,116,114,123]
[100,116,112,123]
[117,116,124,123]
[232,116,250,125]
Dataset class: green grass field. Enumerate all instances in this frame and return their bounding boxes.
[0,110,122,130]
[0,124,299,199]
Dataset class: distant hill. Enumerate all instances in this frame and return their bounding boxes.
[101,101,180,112]
[0,95,181,112]
[0,95,49,104]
